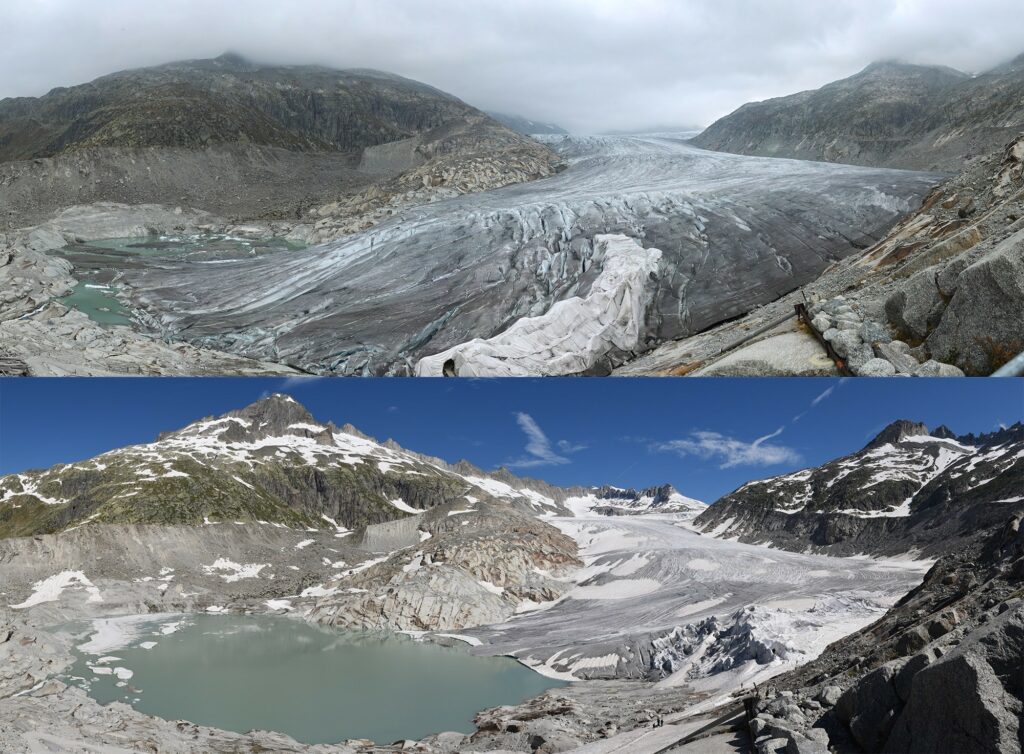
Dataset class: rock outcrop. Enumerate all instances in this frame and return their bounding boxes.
[620,133,1024,377]
[308,506,580,631]
[743,513,1024,754]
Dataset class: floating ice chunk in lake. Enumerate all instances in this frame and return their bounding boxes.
[435,633,483,647]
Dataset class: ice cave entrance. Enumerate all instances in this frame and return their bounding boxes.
[61,613,564,744]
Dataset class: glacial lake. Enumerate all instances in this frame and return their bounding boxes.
[57,235,306,328]
[62,614,564,744]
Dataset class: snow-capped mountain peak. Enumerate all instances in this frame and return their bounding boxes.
[694,421,1024,557]
[562,484,707,519]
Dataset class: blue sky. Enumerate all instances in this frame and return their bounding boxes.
[1,378,1020,503]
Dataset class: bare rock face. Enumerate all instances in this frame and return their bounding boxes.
[922,228,1024,374]
[309,508,581,632]
[741,511,1024,754]
[692,56,1024,171]
[877,134,1024,374]
[884,606,1024,753]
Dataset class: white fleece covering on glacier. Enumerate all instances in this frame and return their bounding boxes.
[415,234,661,376]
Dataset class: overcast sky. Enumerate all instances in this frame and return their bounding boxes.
[2,0,1021,132]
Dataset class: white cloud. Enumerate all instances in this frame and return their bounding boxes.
[278,376,326,390]
[656,430,801,469]
[557,439,588,454]
[506,413,583,468]
[811,385,836,407]
[754,426,786,444]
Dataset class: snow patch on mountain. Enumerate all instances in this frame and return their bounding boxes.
[10,571,103,609]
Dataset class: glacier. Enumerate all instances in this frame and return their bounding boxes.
[120,135,939,374]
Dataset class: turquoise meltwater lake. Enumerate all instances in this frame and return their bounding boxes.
[56,235,306,328]
[63,614,564,745]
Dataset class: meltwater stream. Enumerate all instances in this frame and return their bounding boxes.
[62,614,563,744]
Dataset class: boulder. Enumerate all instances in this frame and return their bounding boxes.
[846,343,876,373]
[757,737,791,754]
[786,730,829,754]
[874,341,921,374]
[858,358,897,377]
[811,314,833,333]
[884,606,1024,753]
[825,329,863,359]
[925,228,1024,374]
[885,271,946,342]
[893,652,933,703]
[913,360,966,378]
[900,226,984,278]
[859,320,892,345]
[834,662,902,751]
[815,685,843,707]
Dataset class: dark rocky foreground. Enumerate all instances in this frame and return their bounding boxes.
[744,518,1024,754]
[690,421,1024,754]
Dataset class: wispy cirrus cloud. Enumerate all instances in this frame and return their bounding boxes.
[506,413,585,469]
[654,429,800,469]
[279,376,326,390]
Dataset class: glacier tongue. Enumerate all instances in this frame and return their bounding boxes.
[118,135,939,374]
[471,514,930,690]
[415,234,661,376]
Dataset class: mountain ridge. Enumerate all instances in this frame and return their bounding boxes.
[0,55,561,227]
[695,419,1024,557]
[691,53,1024,171]
[0,394,705,539]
